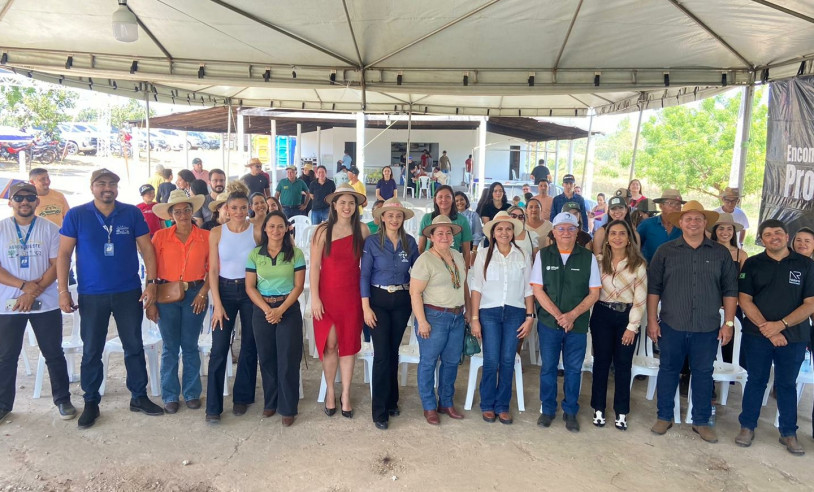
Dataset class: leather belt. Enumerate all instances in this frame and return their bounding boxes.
[263,294,289,304]
[425,304,464,315]
[373,284,410,293]
[219,277,245,284]
[598,301,631,313]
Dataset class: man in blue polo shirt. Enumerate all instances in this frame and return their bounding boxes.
[637,189,684,263]
[57,168,163,429]
[550,174,589,232]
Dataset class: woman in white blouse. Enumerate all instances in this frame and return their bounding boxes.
[469,211,535,425]
[589,219,647,431]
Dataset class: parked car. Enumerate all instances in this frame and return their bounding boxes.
[56,123,98,155]
[189,131,220,150]
[156,129,200,151]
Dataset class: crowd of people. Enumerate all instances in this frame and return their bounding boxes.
[1,158,812,457]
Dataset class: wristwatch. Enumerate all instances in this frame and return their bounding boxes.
[526,313,536,319]
[146,279,159,285]
[724,320,734,327]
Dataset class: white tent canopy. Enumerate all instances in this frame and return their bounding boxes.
[0,0,812,115]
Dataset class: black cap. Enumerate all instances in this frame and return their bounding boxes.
[607,196,627,209]
[348,166,360,175]
[192,157,202,165]
[9,182,37,197]
[139,184,155,195]
[90,168,120,184]
[562,174,575,183]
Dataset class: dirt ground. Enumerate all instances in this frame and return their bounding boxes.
[1,155,814,491]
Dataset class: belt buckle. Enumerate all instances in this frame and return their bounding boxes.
[387,285,396,293]
[182,281,189,291]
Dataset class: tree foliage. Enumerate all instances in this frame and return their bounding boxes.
[636,88,768,198]
[74,98,154,129]
[0,86,77,135]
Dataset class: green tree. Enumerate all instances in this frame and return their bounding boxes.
[75,99,153,129]
[594,116,634,170]
[636,88,768,199]
[0,86,77,134]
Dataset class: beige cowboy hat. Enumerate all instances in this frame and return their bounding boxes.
[245,157,262,168]
[707,212,744,233]
[653,189,686,204]
[208,192,229,212]
[483,211,523,238]
[665,200,719,227]
[324,182,368,207]
[372,197,414,221]
[153,189,205,220]
[719,187,741,200]
[422,215,462,238]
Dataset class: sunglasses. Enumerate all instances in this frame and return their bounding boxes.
[509,213,525,219]
[12,195,37,203]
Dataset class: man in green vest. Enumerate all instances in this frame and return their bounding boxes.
[531,212,600,432]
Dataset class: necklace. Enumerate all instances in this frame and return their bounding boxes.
[431,247,461,289]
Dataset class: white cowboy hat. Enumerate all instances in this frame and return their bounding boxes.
[153,189,205,220]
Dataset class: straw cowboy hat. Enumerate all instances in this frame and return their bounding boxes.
[719,187,742,200]
[208,192,229,212]
[708,212,743,233]
[422,215,462,238]
[653,189,686,204]
[153,189,205,220]
[665,200,719,227]
[483,211,523,238]
[372,197,414,221]
[324,182,368,207]
[245,157,262,168]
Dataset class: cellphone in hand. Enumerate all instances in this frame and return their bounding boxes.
[6,298,42,311]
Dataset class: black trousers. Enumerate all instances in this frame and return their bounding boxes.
[252,301,302,417]
[589,303,636,415]
[369,288,412,423]
[0,309,70,410]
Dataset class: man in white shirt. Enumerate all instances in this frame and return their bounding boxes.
[0,183,75,422]
[715,187,749,245]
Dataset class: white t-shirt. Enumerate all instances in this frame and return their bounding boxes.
[0,217,60,313]
[529,249,601,289]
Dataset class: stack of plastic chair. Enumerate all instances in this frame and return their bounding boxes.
[464,352,525,411]
[100,316,162,397]
[33,292,82,398]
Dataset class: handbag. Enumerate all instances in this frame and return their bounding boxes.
[463,324,481,357]
[156,281,185,304]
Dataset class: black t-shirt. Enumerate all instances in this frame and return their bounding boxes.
[309,179,336,211]
[479,201,510,221]
[241,173,269,196]
[157,182,176,203]
[739,250,814,343]
[531,165,551,184]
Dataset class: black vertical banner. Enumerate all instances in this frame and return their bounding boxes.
[759,75,814,237]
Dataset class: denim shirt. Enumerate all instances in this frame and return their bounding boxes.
[360,233,419,297]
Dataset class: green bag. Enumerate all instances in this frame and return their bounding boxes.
[463,324,481,357]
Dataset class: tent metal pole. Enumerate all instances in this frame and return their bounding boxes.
[404,107,412,199]
[237,110,245,170]
[145,91,151,176]
[566,140,574,180]
[477,116,487,198]
[270,119,277,194]
[356,111,366,181]
[225,104,232,179]
[581,111,595,193]
[729,84,754,194]
[295,123,302,173]
[316,125,322,167]
[184,130,189,168]
[629,104,645,182]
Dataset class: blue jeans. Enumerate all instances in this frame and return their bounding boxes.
[479,305,524,413]
[538,323,587,416]
[156,284,205,403]
[310,208,329,224]
[416,308,464,410]
[78,289,147,403]
[738,334,806,436]
[656,322,719,425]
[283,206,304,218]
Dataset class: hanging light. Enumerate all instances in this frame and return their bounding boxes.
[112,0,138,43]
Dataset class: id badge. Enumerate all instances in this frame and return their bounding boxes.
[19,255,29,268]
[104,242,115,256]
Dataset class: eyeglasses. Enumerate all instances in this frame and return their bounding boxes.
[554,226,577,233]
[171,207,193,216]
[509,213,525,220]
[12,195,37,203]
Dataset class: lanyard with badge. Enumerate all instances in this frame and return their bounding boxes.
[94,210,115,256]
[13,217,36,268]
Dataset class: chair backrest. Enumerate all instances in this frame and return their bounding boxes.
[715,308,743,367]
[296,225,314,250]
[289,215,312,230]
[419,176,430,188]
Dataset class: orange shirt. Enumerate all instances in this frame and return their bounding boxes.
[151,225,209,281]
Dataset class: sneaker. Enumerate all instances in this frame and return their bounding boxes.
[57,402,77,420]
[78,402,100,429]
[592,410,606,427]
[537,413,554,428]
[615,414,628,431]
[129,396,164,416]
[564,413,580,433]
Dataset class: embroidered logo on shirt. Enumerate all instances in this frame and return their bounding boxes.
[789,270,802,285]
[546,266,559,271]
[115,225,131,235]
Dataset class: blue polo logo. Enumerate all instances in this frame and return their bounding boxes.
[790,271,801,285]
[115,226,130,235]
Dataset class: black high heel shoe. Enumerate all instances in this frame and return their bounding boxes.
[340,396,353,419]
[324,398,336,417]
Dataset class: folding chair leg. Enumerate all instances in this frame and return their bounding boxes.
[33,355,46,399]
[464,363,480,411]
[514,359,525,412]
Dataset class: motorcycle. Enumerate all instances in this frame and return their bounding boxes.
[0,141,58,166]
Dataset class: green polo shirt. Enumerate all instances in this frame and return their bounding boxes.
[419,213,473,253]
[246,246,306,296]
[275,178,309,207]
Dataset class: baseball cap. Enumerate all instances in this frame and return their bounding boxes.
[285,165,297,171]
[139,184,155,195]
[192,157,202,165]
[90,168,120,184]
[561,201,581,212]
[607,196,627,209]
[9,182,37,197]
[348,166,360,175]
[552,212,579,227]
[562,174,576,183]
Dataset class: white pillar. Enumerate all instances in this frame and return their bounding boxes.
[729,85,755,192]
[566,140,574,181]
[295,123,302,174]
[236,110,245,169]
[316,125,322,168]
[477,117,487,197]
[554,140,561,176]
[184,130,189,168]
[225,105,232,179]
[404,109,413,199]
[629,105,645,182]
[270,119,278,194]
[145,93,152,175]
[582,112,595,196]
[356,111,366,178]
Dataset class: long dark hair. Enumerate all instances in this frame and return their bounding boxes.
[320,191,364,258]
[431,185,458,220]
[486,182,508,208]
[380,166,395,184]
[483,220,520,279]
[454,191,470,210]
[258,211,295,262]
[600,220,645,274]
[249,192,267,219]
[711,223,738,248]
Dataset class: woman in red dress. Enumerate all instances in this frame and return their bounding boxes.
[310,183,369,418]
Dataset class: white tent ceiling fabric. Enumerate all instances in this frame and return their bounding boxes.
[0,0,812,116]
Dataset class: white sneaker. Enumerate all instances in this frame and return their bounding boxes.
[615,414,628,431]
[592,409,606,427]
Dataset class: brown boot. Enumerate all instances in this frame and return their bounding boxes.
[423,410,440,425]
[779,435,805,455]
[437,406,464,419]
[692,425,719,443]
[650,419,673,435]
[735,428,754,447]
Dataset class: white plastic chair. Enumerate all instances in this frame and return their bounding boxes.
[295,225,314,252]
[775,350,814,427]
[19,324,34,377]
[403,182,416,199]
[100,317,162,397]
[417,176,431,199]
[358,341,375,396]
[464,352,525,412]
[33,306,83,398]
[288,214,312,232]
[630,332,659,400]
